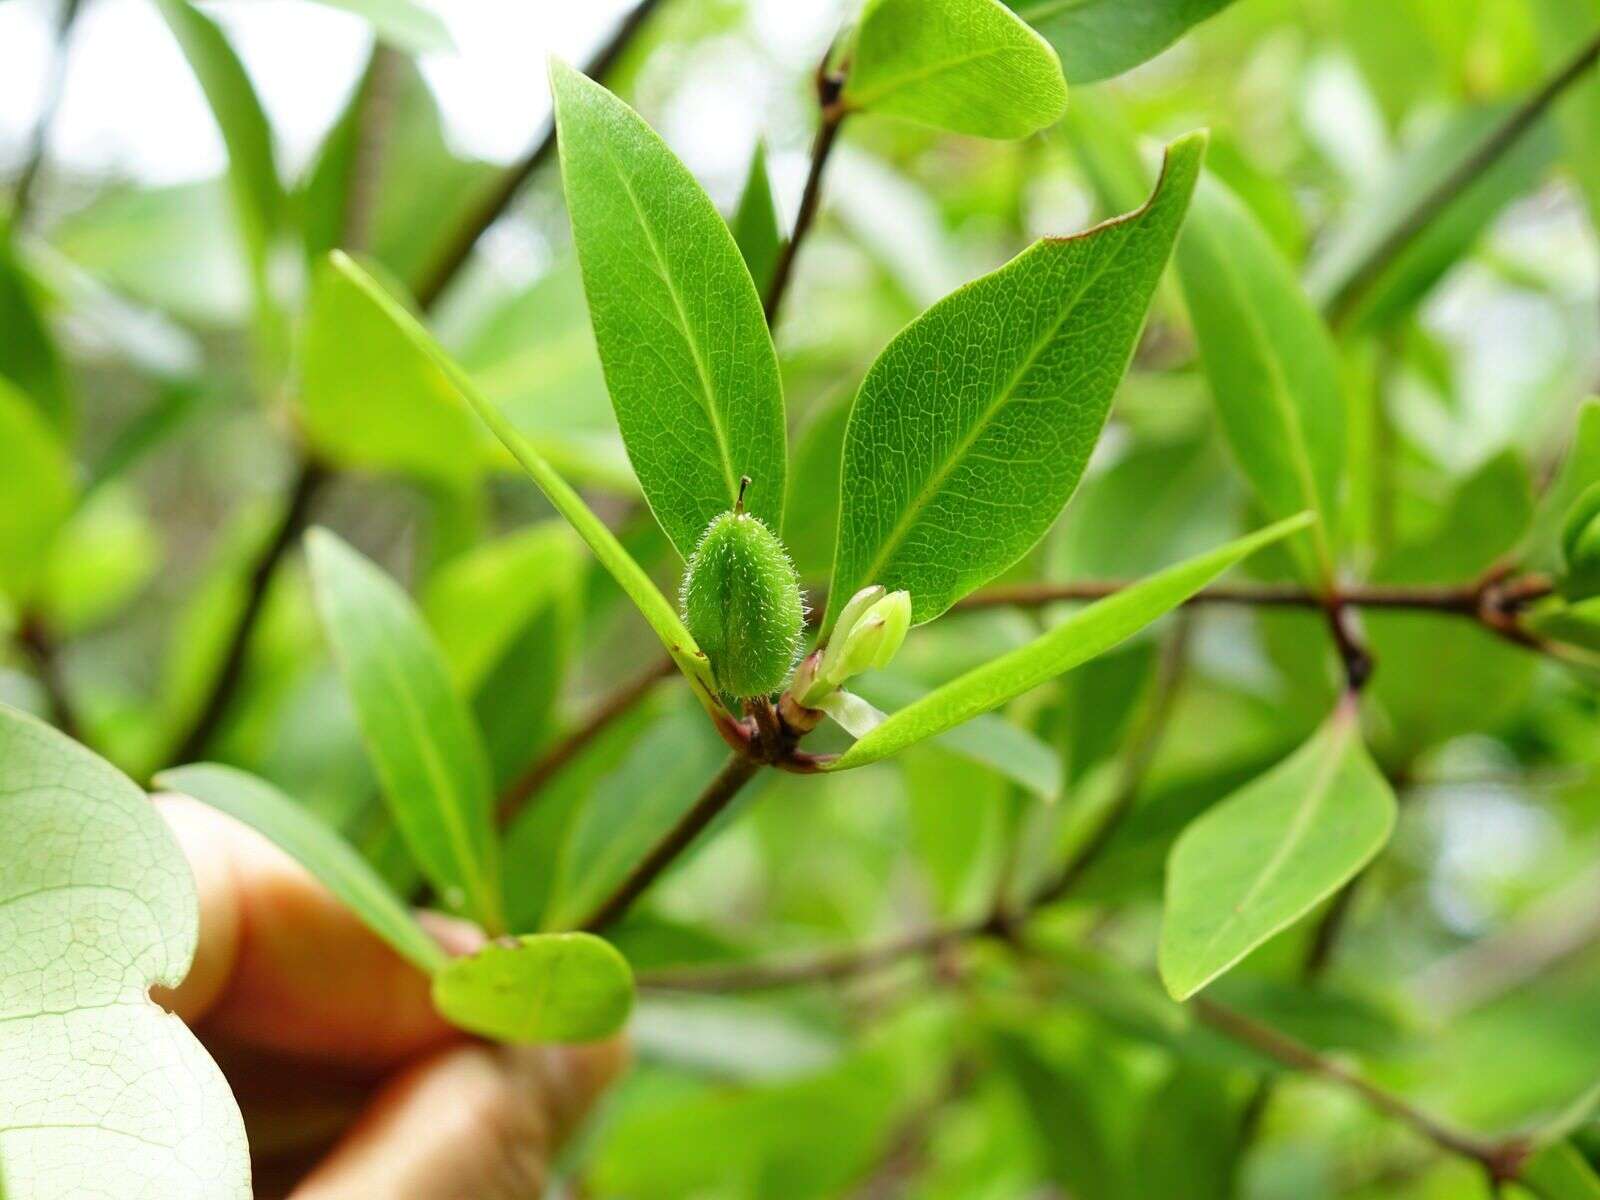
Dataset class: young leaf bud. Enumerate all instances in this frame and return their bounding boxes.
[1563,481,1600,601]
[803,587,913,706]
[680,479,804,698]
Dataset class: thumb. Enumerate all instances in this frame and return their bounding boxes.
[288,1038,626,1200]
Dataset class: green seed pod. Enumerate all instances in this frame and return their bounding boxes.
[680,482,804,698]
[1563,481,1600,601]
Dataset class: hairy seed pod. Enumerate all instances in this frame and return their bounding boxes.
[680,484,805,698]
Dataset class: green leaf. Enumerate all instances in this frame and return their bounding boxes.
[731,141,783,298]
[1175,173,1343,582]
[0,705,249,1197]
[0,379,74,607]
[1158,701,1397,1000]
[1309,105,1557,330]
[828,132,1205,630]
[828,513,1309,771]
[300,257,484,486]
[432,933,634,1043]
[1010,0,1238,84]
[304,0,454,53]
[1533,0,1600,232]
[550,59,786,558]
[152,0,287,364]
[40,485,161,636]
[1523,1141,1600,1200]
[156,763,450,976]
[306,527,505,933]
[844,0,1068,139]
[0,219,72,433]
[1527,399,1600,573]
[326,251,724,715]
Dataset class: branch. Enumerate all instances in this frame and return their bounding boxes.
[763,56,847,327]
[10,0,83,225]
[1191,997,1529,1182]
[578,751,763,932]
[1323,26,1600,327]
[15,612,79,741]
[411,0,667,311]
[497,654,676,827]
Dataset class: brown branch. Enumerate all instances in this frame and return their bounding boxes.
[411,0,667,311]
[1323,25,1600,327]
[497,655,675,826]
[762,58,847,328]
[1191,997,1530,1183]
[15,613,79,741]
[578,751,763,932]
[10,0,83,225]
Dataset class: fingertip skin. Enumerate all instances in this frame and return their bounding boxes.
[681,511,804,697]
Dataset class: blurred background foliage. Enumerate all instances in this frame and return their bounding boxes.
[3,0,1600,1196]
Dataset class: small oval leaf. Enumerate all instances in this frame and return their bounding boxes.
[433,933,635,1044]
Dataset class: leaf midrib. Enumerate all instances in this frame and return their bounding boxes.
[596,136,741,513]
[849,193,1166,615]
[1189,716,1353,970]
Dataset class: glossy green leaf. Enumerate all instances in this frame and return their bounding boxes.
[0,220,72,433]
[305,0,453,53]
[1175,173,1343,582]
[1010,0,1237,83]
[306,527,504,933]
[326,253,723,715]
[153,0,287,362]
[1534,0,1600,231]
[300,257,484,486]
[432,933,634,1043]
[0,379,74,607]
[844,0,1068,139]
[156,763,449,976]
[731,141,783,298]
[0,706,249,1197]
[829,512,1309,771]
[40,486,161,636]
[1159,700,1396,1000]
[828,132,1205,630]
[550,59,786,558]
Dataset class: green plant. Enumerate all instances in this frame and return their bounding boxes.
[4,0,1600,1195]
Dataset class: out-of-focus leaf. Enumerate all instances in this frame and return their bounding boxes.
[1533,0,1600,229]
[1159,699,1396,1000]
[433,933,634,1043]
[1131,1064,1240,1199]
[1523,1141,1600,1200]
[453,261,630,490]
[300,258,483,486]
[1527,399,1600,573]
[1367,450,1537,760]
[829,514,1309,771]
[783,389,850,582]
[844,0,1068,139]
[305,0,453,53]
[592,1045,914,1199]
[307,527,504,933]
[1204,130,1305,259]
[828,133,1205,630]
[1176,173,1343,582]
[731,141,782,298]
[327,252,724,714]
[551,60,786,557]
[156,763,448,975]
[1309,104,1557,330]
[902,746,1007,914]
[992,1029,1122,1197]
[51,181,251,328]
[0,219,71,433]
[84,382,205,496]
[0,706,249,1198]
[153,0,287,361]
[545,711,730,929]
[40,486,160,635]
[0,379,74,607]
[1010,0,1237,83]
